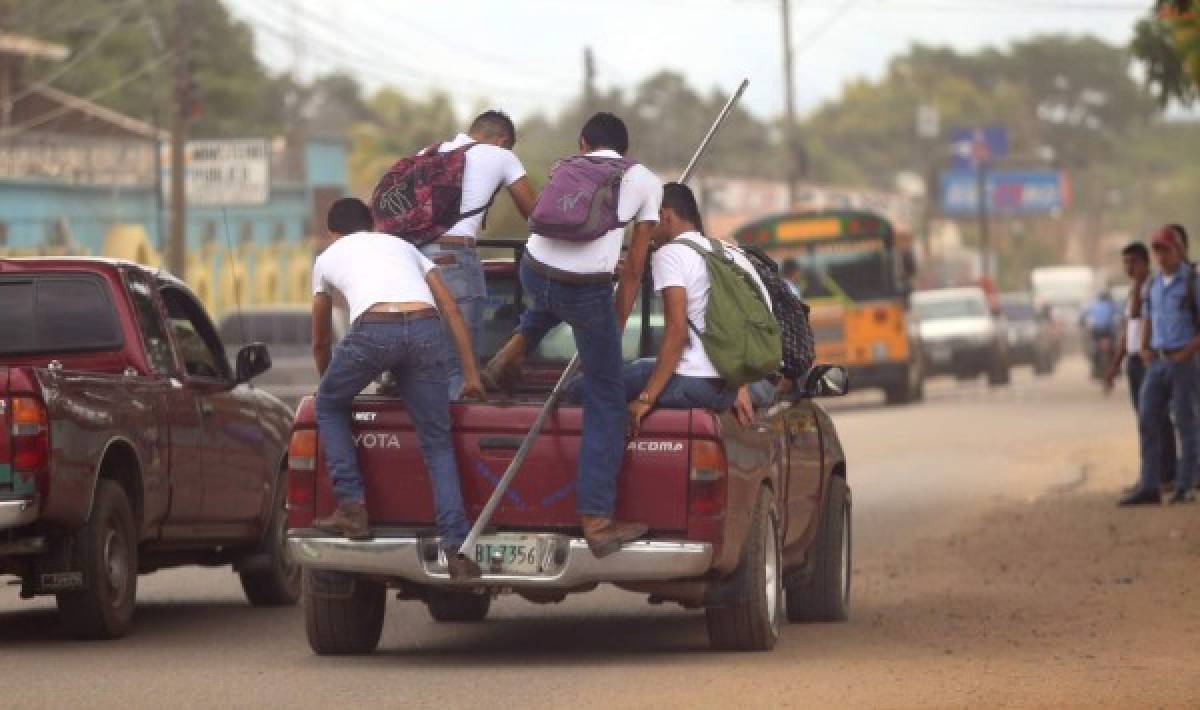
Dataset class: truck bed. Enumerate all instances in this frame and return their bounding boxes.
[296,393,700,535]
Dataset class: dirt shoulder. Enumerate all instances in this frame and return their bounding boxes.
[835,435,1200,708]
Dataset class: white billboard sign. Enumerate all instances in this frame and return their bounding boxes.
[162,139,270,206]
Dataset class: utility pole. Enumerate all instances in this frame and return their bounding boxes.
[780,0,800,208]
[582,47,597,116]
[168,0,191,279]
[976,160,991,280]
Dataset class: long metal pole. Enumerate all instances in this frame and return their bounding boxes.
[780,0,798,207]
[459,79,750,559]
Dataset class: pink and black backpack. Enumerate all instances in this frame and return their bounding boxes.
[369,142,491,247]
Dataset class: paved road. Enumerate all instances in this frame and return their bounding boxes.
[4,357,1196,708]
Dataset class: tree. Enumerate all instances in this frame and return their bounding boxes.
[0,0,285,138]
[1133,1,1199,106]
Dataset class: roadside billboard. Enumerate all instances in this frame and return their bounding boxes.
[939,169,1070,217]
[162,139,271,206]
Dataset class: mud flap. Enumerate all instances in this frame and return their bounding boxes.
[30,537,84,594]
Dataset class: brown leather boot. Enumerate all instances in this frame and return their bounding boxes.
[581,515,649,558]
[447,554,483,581]
[313,502,370,540]
[481,335,527,392]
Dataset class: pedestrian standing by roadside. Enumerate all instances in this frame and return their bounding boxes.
[1106,242,1177,487]
[482,112,662,557]
[1120,227,1200,506]
[310,198,485,579]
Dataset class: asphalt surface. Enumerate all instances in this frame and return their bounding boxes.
[3,356,1197,708]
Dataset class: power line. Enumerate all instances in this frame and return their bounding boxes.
[0,50,177,139]
[6,0,142,107]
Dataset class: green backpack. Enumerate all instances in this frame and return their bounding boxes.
[677,236,782,387]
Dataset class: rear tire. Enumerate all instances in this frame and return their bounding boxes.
[304,570,385,655]
[56,480,138,640]
[239,473,301,606]
[786,476,852,623]
[987,356,1011,386]
[706,487,782,651]
[426,591,491,622]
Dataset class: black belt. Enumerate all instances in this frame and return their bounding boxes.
[1154,347,1186,358]
[524,254,613,286]
[357,309,439,325]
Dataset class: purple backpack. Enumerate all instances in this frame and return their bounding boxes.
[369,142,486,248]
[528,155,636,242]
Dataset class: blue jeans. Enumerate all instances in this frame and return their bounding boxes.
[516,257,625,517]
[1128,354,1176,483]
[1136,355,1198,493]
[315,319,470,549]
[579,358,740,411]
[421,242,486,399]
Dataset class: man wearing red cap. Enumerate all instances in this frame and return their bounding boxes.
[1122,225,1200,506]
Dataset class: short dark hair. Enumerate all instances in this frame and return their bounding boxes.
[469,110,516,145]
[661,182,705,234]
[327,197,374,235]
[1121,241,1149,263]
[781,258,800,276]
[581,112,629,154]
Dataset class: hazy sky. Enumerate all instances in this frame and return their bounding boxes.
[225,0,1186,121]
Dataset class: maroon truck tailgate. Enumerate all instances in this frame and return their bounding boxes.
[339,398,693,534]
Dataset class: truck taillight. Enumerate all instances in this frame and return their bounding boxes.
[287,429,317,512]
[11,397,49,496]
[688,440,727,517]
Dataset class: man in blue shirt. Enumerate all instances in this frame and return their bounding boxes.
[1121,226,1200,506]
[1083,291,1118,334]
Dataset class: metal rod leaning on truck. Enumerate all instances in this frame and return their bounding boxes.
[458,78,751,559]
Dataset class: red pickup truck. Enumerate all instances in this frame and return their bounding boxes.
[287,241,852,653]
[0,258,300,638]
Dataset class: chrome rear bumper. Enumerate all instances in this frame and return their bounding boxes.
[287,530,712,588]
[0,498,38,531]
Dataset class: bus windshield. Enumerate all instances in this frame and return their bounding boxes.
[787,243,897,302]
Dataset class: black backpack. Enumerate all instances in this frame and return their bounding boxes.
[740,246,816,379]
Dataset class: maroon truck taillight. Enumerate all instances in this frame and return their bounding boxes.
[287,429,317,523]
[688,440,727,517]
[11,396,50,498]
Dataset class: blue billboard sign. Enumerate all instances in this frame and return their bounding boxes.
[940,170,1070,217]
[950,127,1009,169]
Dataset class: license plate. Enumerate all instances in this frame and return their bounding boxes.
[474,534,543,575]
[930,345,952,363]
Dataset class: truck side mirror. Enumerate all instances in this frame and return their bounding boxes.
[798,364,850,398]
[235,343,272,384]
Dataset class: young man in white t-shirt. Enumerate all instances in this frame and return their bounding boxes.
[310,198,484,579]
[624,182,771,436]
[422,111,537,397]
[482,112,663,557]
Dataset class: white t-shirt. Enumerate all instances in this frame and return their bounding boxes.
[436,133,526,237]
[652,232,773,379]
[1127,281,1147,352]
[312,232,436,323]
[524,150,662,274]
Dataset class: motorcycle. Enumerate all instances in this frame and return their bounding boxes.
[1087,327,1116,381]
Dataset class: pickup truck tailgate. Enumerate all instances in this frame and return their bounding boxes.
[341,398,692,534]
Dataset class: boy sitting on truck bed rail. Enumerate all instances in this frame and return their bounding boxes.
[310,198,485,580]
[567,182,774,435]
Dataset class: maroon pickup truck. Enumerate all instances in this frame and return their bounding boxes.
[287,241,852,653]
[0,258,300,639]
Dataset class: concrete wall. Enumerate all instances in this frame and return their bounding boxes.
[0,139,347,317]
